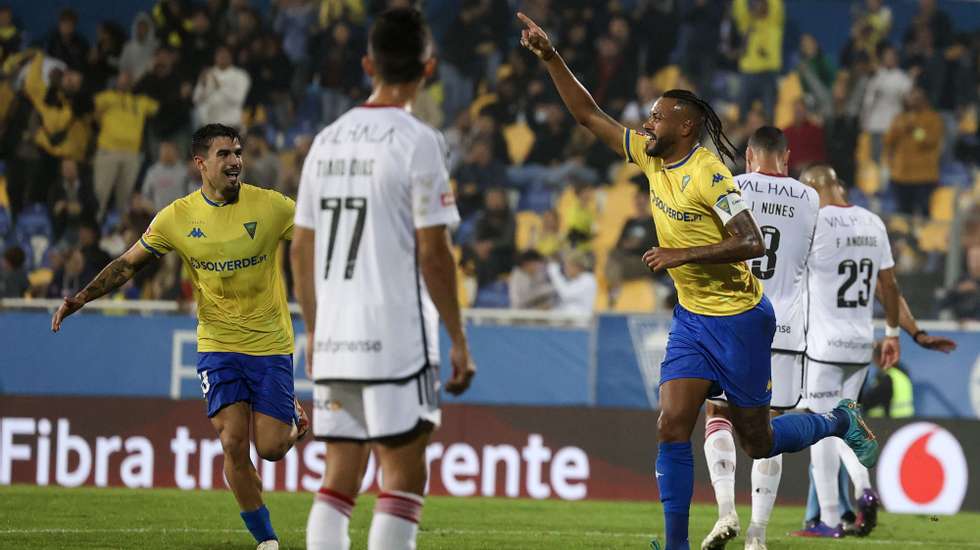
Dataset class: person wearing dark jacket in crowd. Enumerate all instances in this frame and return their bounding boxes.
[47,159,98,244]
[44,9,88,71]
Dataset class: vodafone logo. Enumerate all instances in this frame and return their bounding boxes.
[876,422,968,515]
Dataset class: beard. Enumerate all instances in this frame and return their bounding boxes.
[645,134,673,158]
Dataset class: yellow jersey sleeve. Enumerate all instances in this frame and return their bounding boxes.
[623,128,662,173]
[693,160,745,225]
[140,204,176,257]
[271,189,295,240]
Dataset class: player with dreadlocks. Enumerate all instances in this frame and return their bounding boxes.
[519,12,881,550]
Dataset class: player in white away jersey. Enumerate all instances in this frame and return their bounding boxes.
[792,165,957,539]
[290,9,475,550]
[699,127,819,550]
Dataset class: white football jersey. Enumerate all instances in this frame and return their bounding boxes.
[806,205,894,364]
[295,105,460,382]
[736,172,819,352]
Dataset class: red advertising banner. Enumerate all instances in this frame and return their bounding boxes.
[2,397,977,512]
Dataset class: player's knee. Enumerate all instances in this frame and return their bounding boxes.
[256,439,291,462]
[657,413,690,443]
[739,432,773,459]
[220,434,251,466]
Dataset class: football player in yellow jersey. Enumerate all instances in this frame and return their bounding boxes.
[51,124,305,550]
[519,13,879,550]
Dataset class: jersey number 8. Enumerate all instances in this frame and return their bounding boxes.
[750,225,781,280]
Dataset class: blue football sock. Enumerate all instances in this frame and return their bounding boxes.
[656,441,693,550]
[768,410,848,457]
[241,504,277,543]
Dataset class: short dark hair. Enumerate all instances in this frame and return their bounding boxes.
[517,250,545,265]
[368,7,430,84]
[748,126,788,154]
[191,124,241,158]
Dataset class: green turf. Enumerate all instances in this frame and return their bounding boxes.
[0,485,976,549]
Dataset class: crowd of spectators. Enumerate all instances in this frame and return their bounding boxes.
[0,0,977,321]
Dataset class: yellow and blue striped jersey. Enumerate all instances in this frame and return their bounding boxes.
[623,128,762,316]
[141,183,295,355]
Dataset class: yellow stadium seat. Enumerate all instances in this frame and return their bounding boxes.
[556,187,578,234]
[503,123,536,165]
[774,72,803,129]
[613,280,657,313]
[515,211,543,251]
[596,184,636,252]
[856,161,882,196]
[857,132,871,163]
[929,187,957,222]
[918,221,950,252]
[651,65,680,92]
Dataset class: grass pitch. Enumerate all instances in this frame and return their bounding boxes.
[1,485,976,549]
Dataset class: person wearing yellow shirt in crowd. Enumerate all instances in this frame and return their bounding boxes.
[93,70,159,222]
[733,0,784,123]
[884,87,943,218]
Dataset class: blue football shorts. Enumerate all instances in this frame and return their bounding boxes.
[197,352,295,425]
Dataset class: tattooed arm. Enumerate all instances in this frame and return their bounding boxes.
[643,210,765,271]
[51,241,156,332]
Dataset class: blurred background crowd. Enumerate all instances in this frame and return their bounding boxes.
[0,0,977,321]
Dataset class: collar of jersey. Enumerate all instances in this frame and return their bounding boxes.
[201,189,235,207]
[665,144,701,170]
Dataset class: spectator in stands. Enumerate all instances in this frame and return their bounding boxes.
[77,222,111,282]
[733,0,784,122]
[244,34,293,128]
[311,20,364,125]
[272,0,317,73]
[0,245,28,298]
[0,5,21,64]
[276,133,312,198]
[47,159,97,245]
[566,180,596,250]
[120,13,159,82]
[783,99,827,177]
[181,8,218,83]
[940,244,980,320]
[454,139,509,221]
[243,130,279,189]
[142,141,190,212]
[509,250,555,310]
[606,189,658,305]
[858,0,892,47]
[439,0,486,124]
[797,33,835,118]
[93,71,159,221]
[862,45,912,163]
[153,0,189,50]
[824,80,860,190]
[135,47,193,159]
[903,0,953,50]
[531,209,563,260]
[547,249,597,315]
[44,9,88,71]
[47,247,85,299]
[525,103,572,166]
[192,45,250,129]
[592,32,635,115]
[622,77,659,128]
[840,18,885,69]
[465,186,516,289]
[884,87,943,217]
[675,0,723,101]
[86,21,125,93]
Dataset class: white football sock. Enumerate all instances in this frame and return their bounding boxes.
[746,454,782,543]
[704,417,737,518]
[837,438,871,498]
[811,437,841,524]
[368,490,423,550]
[307,488,355,550]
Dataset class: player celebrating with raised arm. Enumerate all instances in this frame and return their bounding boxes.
[291,8,475,550]
[51,123,307,550]
[519,13,880,550]
[699,127,819,550]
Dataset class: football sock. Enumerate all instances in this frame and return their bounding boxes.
[767,410,848,456]
[703,417,737,518]
[747,455,782,543]
[368,490,423,550]
[241,504,277,543]
[307,487,355,550]
[837,438,871,497]
[804,465,852,523]
[811,437,841,524]
[839,466,855,516]
[657,441,693,550]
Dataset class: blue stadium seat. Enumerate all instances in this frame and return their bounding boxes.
[940,161,971,188]
[102,210,122,236]
[517,183,555,213]
[15,203,53,240]
[474,280,510,308]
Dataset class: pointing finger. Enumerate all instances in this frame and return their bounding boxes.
[516,12,538,30]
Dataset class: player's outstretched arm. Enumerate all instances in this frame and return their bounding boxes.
[51,241,154,332]
[417,225,475,395]
[517,12,626,158]
[875,280,957,353]
[643,210,765,271]
[290,227,317,377]
[876,267,902,368]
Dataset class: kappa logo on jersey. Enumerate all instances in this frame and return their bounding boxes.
[712,173,725,186]
[187,227,206,238]
[243,221,257,239]
[680,175,691,192]
[877,422,968,515]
